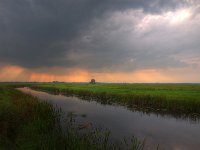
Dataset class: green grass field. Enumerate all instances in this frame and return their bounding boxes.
[0,84,144,150]
[30,83,200,116]
[34,83,200,100]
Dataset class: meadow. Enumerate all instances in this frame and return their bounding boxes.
[30,83,200,118]
[0,84,144,150]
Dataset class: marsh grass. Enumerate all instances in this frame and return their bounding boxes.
[29,83,200,120]
[0,85,144,150]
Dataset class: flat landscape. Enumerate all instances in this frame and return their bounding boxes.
[1,83,200,149]
[1,0,200,149]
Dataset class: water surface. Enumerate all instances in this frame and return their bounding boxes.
[18,87,200,150]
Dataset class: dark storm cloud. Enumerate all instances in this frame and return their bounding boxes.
[0,0,195,70]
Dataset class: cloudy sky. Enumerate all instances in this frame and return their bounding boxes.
[0,0,200,82]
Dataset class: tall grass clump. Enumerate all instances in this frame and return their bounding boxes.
[0,85,61,150]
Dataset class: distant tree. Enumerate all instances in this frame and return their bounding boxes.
[90,79,96,84]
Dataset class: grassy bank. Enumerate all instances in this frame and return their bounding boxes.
[30,83,200,117]
[0,85,144,150]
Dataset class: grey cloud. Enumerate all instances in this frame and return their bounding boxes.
[0,0,196,72]
[67,5,200,72]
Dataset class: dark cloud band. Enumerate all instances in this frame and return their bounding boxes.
[0,0,197,72]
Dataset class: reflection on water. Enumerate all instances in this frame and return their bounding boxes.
[38,88,200,123]
[18,87,200,150]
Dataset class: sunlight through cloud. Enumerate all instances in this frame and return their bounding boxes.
[136,8,192,32]
[166,9,191,24]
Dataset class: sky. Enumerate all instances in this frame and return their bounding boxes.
[0,0,200,83]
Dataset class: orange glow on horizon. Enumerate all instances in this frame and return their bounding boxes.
[0,65,26,81]
[29,69,90,82]
[0,65,200,83]
[28,69,173,83]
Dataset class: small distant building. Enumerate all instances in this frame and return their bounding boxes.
[90,79,96,84]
